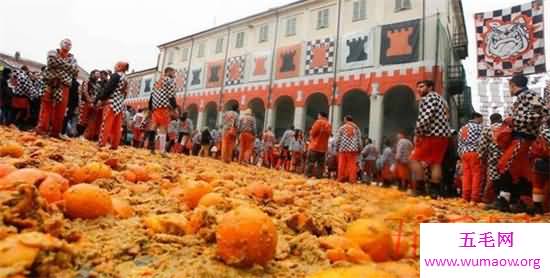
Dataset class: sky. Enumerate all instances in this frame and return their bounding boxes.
[1,0,548,98]
[0,0,294,71]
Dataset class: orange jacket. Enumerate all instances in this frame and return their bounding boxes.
[308,117,332,153]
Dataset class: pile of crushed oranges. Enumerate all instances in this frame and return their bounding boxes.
[1,126,548,278]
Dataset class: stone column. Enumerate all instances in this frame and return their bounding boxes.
[368,84,384,148]
[331,104,342,135]
[216,111,223,128]
[197,111,205,131]
[265,108,275,129]
[294,106,305,131]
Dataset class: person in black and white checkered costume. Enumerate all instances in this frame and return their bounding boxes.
[457,112,484,203]
[10,68,34,98]
[305,38,335,75]
[334,115,363,183]
[410,80,451,199]
[478,113,504,207]
[97,61,129,150]
[8,68,33,127]
[148,67,177,154]
[36,39,79,138]
[494,74,549,213]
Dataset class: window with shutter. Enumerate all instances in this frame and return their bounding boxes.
[215,38,224,54]
[167,50,174,65]
[286,17,297,37]
[235,32,245,48]
[353,1,359,21]
[353,0,367,22]
[181,48,189,62]
[259,25,269,43]
[395,0,412,12]
[198,43,205,58]
[317,9,329,29]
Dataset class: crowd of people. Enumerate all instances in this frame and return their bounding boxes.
[0,39,549,215]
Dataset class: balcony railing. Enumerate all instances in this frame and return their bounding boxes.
[447,64,466,95]
[452,31,468,60]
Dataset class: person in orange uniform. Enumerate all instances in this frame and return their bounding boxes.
[495,74,548,212]
[237,108,256,164]
[306,112,332,179]
[97,62,129,150]
[335,115,363,183]
[410,80,451,198]
[221,104,239,163]
[457,112,484,203]
[262,127,276,168]
[37,39,79,138]
[529,125,549,214]
[148,67,177,154]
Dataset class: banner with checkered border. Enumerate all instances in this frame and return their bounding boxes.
[225,55,246,86]
[475,0,545,77]
[304,37,335,75]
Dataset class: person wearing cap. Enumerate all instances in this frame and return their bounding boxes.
[457,112,484,203]
[148,67,177,154]
[237,108,256,164]
[495,74,548,213]
[335,115,363,183]
[97,61,129,150]
[37,39,79,138]
[221,103,239,163]
[410,80,451,199]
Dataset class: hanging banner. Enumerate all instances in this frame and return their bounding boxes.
[187,64,204,91]
[380,19,420,65]
[225,55,246,86]
[305,37,335,75]
[248,51,272,82]
[206,60,224,88]
[475,0,545,77]
[175,68,187,93]
[340,31,374,70]
[275,44,302,80]
[127,78,142,98]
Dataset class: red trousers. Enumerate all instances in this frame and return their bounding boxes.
[99,105,123,150]
[36,86,69,137]
[84,107,102,141]
[239,132,254,163]
[461,152,482,202]
[132,127,143,147]
[337,152,359,183]
[498,139,533,183]
[264,147,274,167]
[79,102,93,126]
[221,128,237,163]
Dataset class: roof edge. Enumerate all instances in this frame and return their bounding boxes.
[157,0,306,48]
